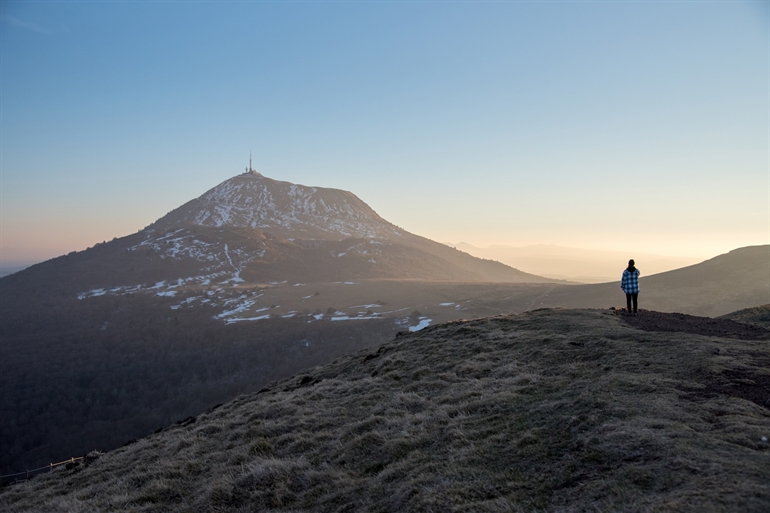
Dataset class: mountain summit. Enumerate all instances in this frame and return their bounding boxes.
[153,172,400,241]
[128,172,552,288]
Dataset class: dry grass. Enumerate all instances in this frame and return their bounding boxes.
[2,308,769,512]
[719,304,770,328]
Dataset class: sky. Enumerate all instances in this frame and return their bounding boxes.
[1,0,768,266]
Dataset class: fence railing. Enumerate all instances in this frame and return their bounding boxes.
[0,457,83,486]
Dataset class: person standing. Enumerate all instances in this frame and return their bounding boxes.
[621,259,640,315]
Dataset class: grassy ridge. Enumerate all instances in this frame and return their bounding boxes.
[3,309,769,512]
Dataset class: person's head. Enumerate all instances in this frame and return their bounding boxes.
[628,259,635,267]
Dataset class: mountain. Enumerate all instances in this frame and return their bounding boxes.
[1,172,553,303]
[0,264,33,278]
[147,172,551,283]
[142,170,556,284]
[3,308,769,511]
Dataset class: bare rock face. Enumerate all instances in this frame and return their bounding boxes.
[152,172,401,241]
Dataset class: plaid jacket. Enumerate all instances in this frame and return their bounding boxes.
[621,268,640,294]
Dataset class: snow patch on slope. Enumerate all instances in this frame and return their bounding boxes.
[181,175,400,239]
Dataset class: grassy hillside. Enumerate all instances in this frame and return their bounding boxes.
[719,304,770,328]
[0,293,399,475]
[534,245,770,317]
[3,309,769,512]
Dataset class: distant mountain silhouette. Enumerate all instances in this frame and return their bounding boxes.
[452,242,698,283]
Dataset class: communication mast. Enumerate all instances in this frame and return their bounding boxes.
[246,151,256,174]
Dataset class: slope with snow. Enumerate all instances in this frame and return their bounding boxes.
[153,172,401,241]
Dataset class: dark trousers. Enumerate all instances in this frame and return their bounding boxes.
[626,293,638,313]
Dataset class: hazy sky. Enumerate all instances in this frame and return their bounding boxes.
[1,0,768,265]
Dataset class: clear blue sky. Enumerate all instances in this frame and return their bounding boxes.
[1,0,768,265]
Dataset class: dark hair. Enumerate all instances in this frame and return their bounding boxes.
[628,259,635,266]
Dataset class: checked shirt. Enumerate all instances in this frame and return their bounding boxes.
[621,269,640,294]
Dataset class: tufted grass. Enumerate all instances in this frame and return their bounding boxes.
[3,308,769,512]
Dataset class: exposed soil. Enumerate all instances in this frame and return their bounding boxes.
[708,369,770,408]
[613,308,770,340]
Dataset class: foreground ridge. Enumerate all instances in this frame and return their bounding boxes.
[3,309,769,512]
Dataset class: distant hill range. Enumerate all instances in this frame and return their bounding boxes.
[451,242,699,283]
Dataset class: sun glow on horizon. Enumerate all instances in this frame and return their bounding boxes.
[1,2,767,273]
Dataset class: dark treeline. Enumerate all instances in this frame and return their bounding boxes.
[0,291,399,474]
